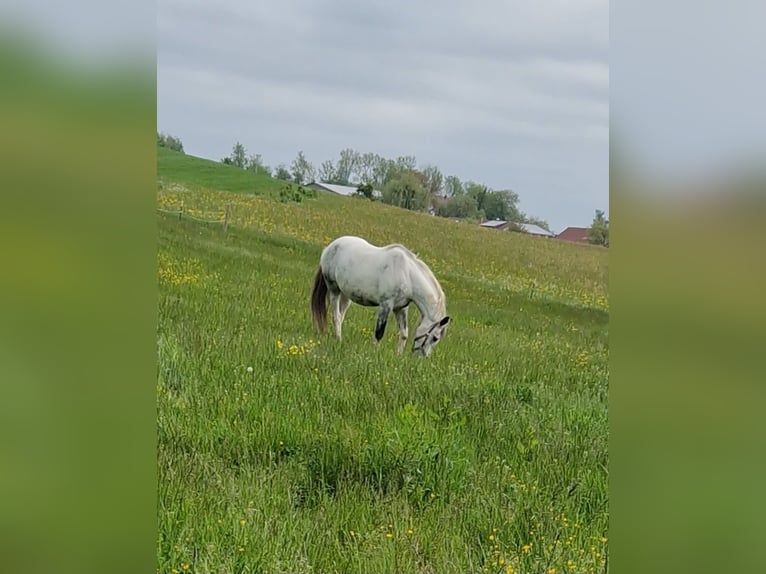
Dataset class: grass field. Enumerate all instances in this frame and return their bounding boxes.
[156,148,609,574]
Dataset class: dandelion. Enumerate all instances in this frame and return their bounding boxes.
[246,366,253,373]
[386,533,393,540]
[406,529,413,536]
[489,534,495,541]
[522,544,531,554]
[505,566,515,574]
[548,569,557,574]
[239,519,246,526]
[181,563,190,572]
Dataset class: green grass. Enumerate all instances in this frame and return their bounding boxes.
[158,146,288,197]
[156,151,609,574]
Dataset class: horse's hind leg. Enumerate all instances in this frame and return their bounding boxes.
[334,294,351,340]
[394,306,409,353]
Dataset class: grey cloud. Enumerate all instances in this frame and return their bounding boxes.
[158,0,609,231]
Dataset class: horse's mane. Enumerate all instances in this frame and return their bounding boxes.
[385,243,446,315]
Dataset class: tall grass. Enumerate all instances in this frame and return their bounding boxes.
[156,153,608,574]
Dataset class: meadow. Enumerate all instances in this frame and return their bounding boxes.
[156,148,609,574]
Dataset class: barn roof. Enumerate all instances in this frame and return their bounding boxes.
[308,182,382,198]
[479,219,508,228]
[557,226,590,242]
[518,223,555,237]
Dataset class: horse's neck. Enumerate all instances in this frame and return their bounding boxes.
[407,258,444,323]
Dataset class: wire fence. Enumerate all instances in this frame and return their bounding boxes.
[157,203,231,232]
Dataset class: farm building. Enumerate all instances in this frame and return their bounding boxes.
[517,223,555,238]
[479,219,510,230]
[306,182,382,199]
[557,226,590,243]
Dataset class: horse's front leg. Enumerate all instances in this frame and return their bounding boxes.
[394,306,408,353]
[374,303,392,344]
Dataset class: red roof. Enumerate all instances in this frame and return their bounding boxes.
[557,226,590,243]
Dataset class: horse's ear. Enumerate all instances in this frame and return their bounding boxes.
[439,316,451,327]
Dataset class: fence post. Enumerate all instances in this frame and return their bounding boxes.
[179,201,184,220]
[223,203,231,233]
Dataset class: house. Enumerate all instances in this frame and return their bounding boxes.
[306,181,382,199]
[557,226,590,243]
[517,223,555,238]
[479,219,510,231]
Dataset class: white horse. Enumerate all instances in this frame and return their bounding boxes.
[310,235,450,356]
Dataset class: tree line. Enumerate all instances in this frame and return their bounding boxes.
[157,132,608,245]
[218,141,551,228]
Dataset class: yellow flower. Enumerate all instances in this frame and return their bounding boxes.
[547,569,556,574]
[180,564,190,572]
[489,534,495,541]
[522,544,531,554]
[172,570,179,574]
[406,529,413,536]
[276,340,284,349]
[386,533,393,539]
[505,566,514,574]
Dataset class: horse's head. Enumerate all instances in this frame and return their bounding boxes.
[412,315,451,357]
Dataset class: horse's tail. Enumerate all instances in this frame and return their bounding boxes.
[310,265,328,333]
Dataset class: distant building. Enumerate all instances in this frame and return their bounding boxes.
[517,223,555,238]
[557,226,590,243]
[306,182,382,199]
[479,219,510,231]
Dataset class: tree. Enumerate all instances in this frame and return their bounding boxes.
[355,152,379,184]
[290,150,316,184]
[318,160,336,183]
[157,131,184,153]
[588,209,609,246]
[381,170,429,211]
[444,175,463,197]
[246,153,271,176]
[356,183,374,200]
[229,142,247,169]
[438,194,481,219]
[372,157,396,187]
[421,164,444,197]
[334,148,359,185]
[274,164,291,181]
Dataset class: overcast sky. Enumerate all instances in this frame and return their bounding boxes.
[157,0,608,232]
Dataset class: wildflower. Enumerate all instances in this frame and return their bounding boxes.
[172,570,179,574]
[276,340,284,350]
[522,544,531,554]
[406,529,413,536]
[246,366,253,373]
[505,566,515,574]
[238,546,244,552]
[386,533,393,540]
[239,519,246,526]
[489,534,495,541]
[548,569,557,574]
[181,564,190,572]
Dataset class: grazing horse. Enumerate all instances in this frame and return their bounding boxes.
[310,235,450,356]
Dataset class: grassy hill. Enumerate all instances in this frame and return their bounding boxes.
[156,147,609,574]
[158,145,288,197]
